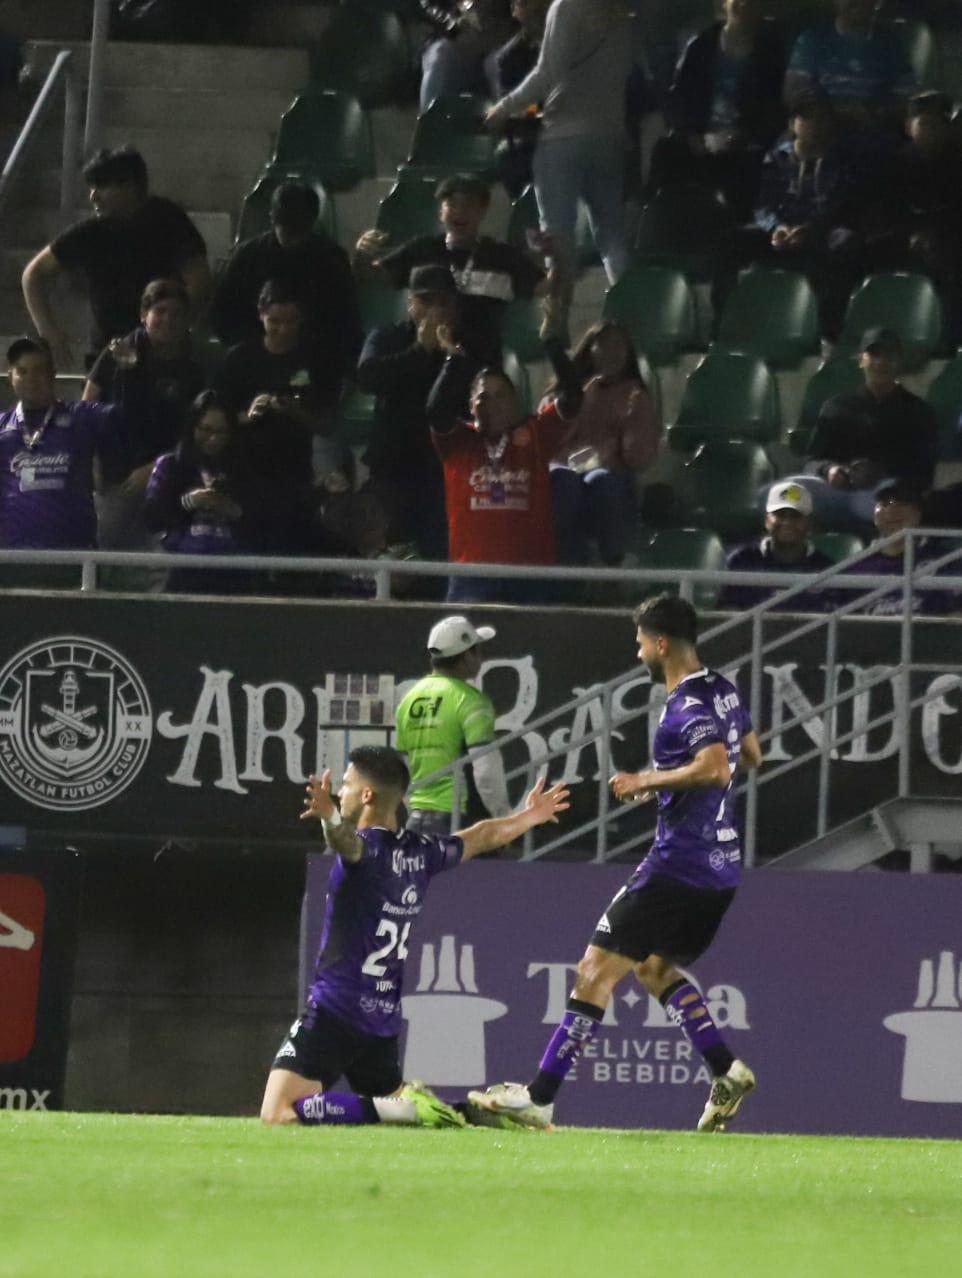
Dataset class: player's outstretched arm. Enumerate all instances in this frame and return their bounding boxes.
[299,770,363,863]
[611,743,731,802]
[455,776,570,860]
[738,731,763,772]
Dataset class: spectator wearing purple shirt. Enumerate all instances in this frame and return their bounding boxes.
[720,481,835,611]
[0,337,127,587]
[259,745,569,1129]
[469,595,763,1134]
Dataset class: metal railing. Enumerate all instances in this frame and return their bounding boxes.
[0,50,81,228]
[84,0,111,157]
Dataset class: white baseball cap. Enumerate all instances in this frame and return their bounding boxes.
[427,616,496,658]
[766,481,813,517]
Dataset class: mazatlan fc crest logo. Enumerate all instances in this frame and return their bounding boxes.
[0,637,152,811]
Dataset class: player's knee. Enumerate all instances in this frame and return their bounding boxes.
[574,951,614,999]
[260,1100,296,1126]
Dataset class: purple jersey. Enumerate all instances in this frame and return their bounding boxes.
[0,400,125,548]
[634,668,751,892]
[308,825,463,1036]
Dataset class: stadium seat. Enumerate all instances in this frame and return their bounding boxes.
[634,183,735,282]
[503,349,532,415]
[636,352,662,422]
[668,351,780,451]
[501,296,543,364]
[357,283,408,333]
[235,170,336,245]
[787,355,862,455]
[884,19,936,87]
[308,4,409,108]
[679,438,774,541]
[925,356,962,461]
[814,531,865,563]
[603,265,697,367]
[838,273,944,368]
[338,386,376,449]
[632,527,728,609]
[271,92,375,192]
[402,96,496,180]
[375,176,439,248]
[715,269,819,369]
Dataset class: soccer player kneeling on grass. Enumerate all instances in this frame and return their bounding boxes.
[260,745,569,1129]
[469,595,763,1133]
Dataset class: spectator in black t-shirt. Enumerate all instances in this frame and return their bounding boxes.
[83,277,205,550]
[354,174,547,365]
[215,279,346,552]
[356,264,472,562]
[22,146,210,369]
[493,0,550,197]
[210,182,362,387]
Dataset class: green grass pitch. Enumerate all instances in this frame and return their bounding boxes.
[2,1114,961,1278]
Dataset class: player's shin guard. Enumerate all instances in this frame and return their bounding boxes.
[527,997,604,1106]
[293,1092,379,1125]
[660,979,734,1077]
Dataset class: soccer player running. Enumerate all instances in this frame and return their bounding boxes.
[469,595,763,1133]
[260,745,569,1129]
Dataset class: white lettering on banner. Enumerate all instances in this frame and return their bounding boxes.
[0,1088,49,1111]
[156,667,247,793]
[765,663,828,761]
[547,686,625,785]
[838,664,900,763]
[921,675,962,775]
[0,906,35,951]
[238,682,306,784]
[884,950,962,1102]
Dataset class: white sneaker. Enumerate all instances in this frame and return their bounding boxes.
[697,1059,755,1133]
[466,1082,555,1131]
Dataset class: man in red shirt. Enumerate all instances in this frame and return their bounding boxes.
[428,335,582,602]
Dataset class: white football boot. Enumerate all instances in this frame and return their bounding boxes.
[697,1059,756,1132]
[466,1082,555,1131]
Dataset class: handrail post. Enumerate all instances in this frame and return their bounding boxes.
[898,533,916,796]
[594,684,612,863]
[745,610,763,867]
[84,0,112,157]
[80,556,96,591]
[373,566,390,600]
[60,57,81,226]
[816,613,838,838]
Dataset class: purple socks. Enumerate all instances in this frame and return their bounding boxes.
[528,998,604,1106]
[293,1091,378,1125]
[661,979,734,1078]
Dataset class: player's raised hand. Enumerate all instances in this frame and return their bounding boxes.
[301,771,337,823]
[610,771,655,803]
[523,775,571,826]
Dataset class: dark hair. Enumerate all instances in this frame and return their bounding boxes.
[7,335,54,369]
[549,320,646,397]
[431,652,472,674]
[270,182,320,234]
[257,278,304,313]
[140,278,189,315]
[82,145,148,191]
[435,174,491,205]
[349,745,410,794]
[633,594,698,645]
[177,390,237,468]
[470,365,516,398]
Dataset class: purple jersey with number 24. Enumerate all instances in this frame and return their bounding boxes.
[308,825,463,1037]
[632,668,752,893]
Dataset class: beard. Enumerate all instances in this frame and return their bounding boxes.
[644,655,666,685]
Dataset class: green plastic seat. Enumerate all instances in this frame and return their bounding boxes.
[338,386,376,449]
[503,349,532,415]
[403,96,496,180]
[680,439,774,541]
[716,269,819,369]
[633,527,728,609]
[635,183,735,282]
[838,272,944,368]
[374,176,439,249]
[636,352,662,423]
[271,92,375,192]
[669,351,780,451]
[308,5,409,108]
[884,19,936,87]
[357,283,408,333]
[235,170,336,245]
[926,356,962,460]
[603,265,697,367]
[813,531,865,563]
[501,297,543,364]
[787,355,862,455]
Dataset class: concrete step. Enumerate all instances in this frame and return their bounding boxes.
[0,249,35,289]
[25,41,309,93]
[99,86,297,130]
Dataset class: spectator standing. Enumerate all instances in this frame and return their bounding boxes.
[719,481,835,611]
[484,0,635,310]
[355,174,547,365]
[426,327,583,603]
[784,0,915,136]
[492,0,551,198]
[355,265,471,561]
[711,96,865,338]
[395,616,511,839]
[418,0,516,110]
[0,337,128,585]
[83,278,204,550]
[22,146,210,368]
[144,391,258,594]
[546,321,659,566]
[210,182,362,388]
[651,0,786,221]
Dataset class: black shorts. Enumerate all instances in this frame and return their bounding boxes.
[590,874,735,967]
[271,1005,402,1096]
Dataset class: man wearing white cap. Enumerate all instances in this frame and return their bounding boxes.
[394,616,511,838]
[719,481,834,611]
